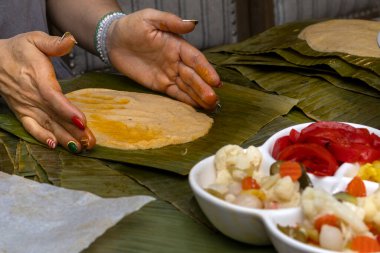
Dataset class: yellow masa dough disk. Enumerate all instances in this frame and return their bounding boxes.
[66,88,213,150]
[298,19,380,58]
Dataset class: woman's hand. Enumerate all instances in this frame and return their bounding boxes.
[0,32,96,152]
[107,8,222,110]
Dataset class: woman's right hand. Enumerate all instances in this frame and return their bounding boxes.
[0,31,96,153]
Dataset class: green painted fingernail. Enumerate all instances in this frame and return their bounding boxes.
[67,141,78,153]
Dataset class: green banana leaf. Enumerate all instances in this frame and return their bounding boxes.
[205,20,314,55]
[233,65,380,128]
[291,41,380,76]
[108,162,215,230]
[207,51,380,98]
[213,65,264,91]
[208,52,364,98]
[274,48,380,92]
[242,112,313,148]
[289,69,380,98]
[27,143,63,186]
[207,19,380,77]
[0,72,298,175]
[0,137,14,174]
[84,200,276,253]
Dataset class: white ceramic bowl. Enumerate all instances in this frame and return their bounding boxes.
[189,122,380,252]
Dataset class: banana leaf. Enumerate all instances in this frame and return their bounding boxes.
[207,51,380,98]
[15,141,37,178]
[27,144,63,186]
[0,72,298,175]
[213,65,264,91]
[206,20,380,77]
[274,48,380,92]
[59,152,154,198]
[0,130,18,162]
[83,200,276,253]
[205,20,315,54]
[291,41,380,76]
[0,138,14,174]
[242,111,312,148]
[233,65,380,128]
[108,162,215,230]
[289,69,380,98]
[219,54,334,74]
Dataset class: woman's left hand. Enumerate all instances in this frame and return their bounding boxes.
[107,8,221,110]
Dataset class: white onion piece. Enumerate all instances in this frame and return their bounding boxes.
[233,193,263,209]
[319,225,344,251]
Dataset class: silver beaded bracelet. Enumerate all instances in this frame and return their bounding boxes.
[94,11,126,65]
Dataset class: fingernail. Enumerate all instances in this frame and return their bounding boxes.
[71,116,85,130]
[59,32,77,44]
[67,141,78,153]
[182,19,198,25]
[211,101,222,114]
[80,137,89,150]
[216,81,223,88]
[46,138,56,149]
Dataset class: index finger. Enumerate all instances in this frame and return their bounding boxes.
[180,42,221,87]
[38,75,88,131]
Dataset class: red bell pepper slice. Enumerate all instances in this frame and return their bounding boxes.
[277,143,339,176]
[289,129,300,143]
[371,133,380,149]
[272,135,292,159]
[329,142,380,164]
[298,121,372,146]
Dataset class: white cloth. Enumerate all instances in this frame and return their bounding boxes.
[0,172,155,253]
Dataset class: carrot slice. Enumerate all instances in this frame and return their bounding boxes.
[241,177,260,190]
[279,161,302,181]
[314,214,339,232]
[346,176,367,197]
[350,235,380,252]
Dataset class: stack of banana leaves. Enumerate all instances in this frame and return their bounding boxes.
[0,19,380,252]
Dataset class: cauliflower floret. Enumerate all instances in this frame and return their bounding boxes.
[302,187,368,234]
[273,176,300,202]
[214,145,262,184]
[358,187,380,226]
[261,175,300,208]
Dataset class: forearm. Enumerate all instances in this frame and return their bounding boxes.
[46,0,121,54]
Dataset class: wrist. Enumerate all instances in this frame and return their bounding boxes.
[94,11,126,65]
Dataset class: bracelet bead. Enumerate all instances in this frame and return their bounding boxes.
[94,11,126,65]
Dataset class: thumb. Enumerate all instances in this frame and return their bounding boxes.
[31,31,77,57]
[147,9,197,35]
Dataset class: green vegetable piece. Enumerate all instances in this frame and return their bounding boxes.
[270,161,283,175]
[298,165,313,190]
[333,191,358,205]
[277,224,308,243]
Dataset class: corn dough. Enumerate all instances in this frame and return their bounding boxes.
[66,88,213,150]
[298,19,380,58]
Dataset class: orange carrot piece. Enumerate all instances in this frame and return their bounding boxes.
[279,161,302,181]
[350,235,380,252]
[346,176,367,197]
[314,214,339,232]
[241,177,260,190]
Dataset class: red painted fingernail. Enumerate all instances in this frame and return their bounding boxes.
[217,81,223,88]
[46,138,56,149]
[71,116,85,130]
